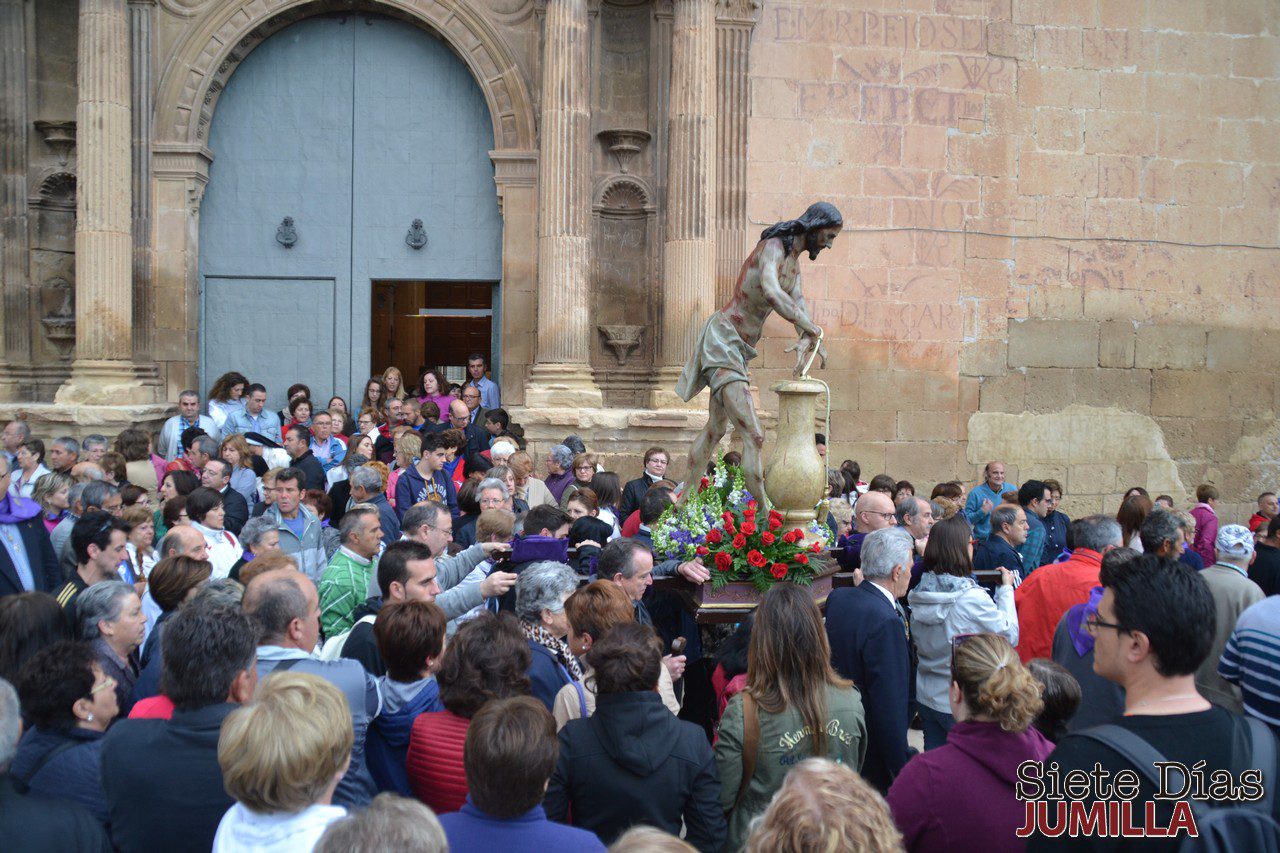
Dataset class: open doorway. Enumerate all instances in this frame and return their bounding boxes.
[371,280,499,394]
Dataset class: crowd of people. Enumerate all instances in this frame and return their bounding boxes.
[1,369,1280,851]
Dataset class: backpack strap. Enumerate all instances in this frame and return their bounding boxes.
[1246,716,1277,814]
[573,679,587,718]
[19,739,79,787]
[732,691,759,811]
[272,657,304,673]
[1074,724,1171,789]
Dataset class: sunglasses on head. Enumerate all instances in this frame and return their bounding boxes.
[951,633,981,673]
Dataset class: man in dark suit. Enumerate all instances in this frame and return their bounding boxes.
[825,526,916,793]
[0,456,62,596]
[973,504,1028,578]
[201,458,248,536]
[447,398,492,474]
[100,597,258,853]
[619,446,670,523]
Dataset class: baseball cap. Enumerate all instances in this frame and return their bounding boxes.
[1216,524,1255,559]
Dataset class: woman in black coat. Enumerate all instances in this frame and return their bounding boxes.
[544,623,725,852]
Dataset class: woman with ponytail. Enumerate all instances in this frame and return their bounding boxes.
[886,633,1053,852]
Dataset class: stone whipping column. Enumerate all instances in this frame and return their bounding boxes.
[525,0,603,408]
[0,0,29,399]
[57,0,147,404]
[652,0,717,408]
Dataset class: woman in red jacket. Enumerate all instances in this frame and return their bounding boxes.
[404,612,532,814]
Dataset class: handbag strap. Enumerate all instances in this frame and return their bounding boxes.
[20,738,79,787]
[733,691,760,811]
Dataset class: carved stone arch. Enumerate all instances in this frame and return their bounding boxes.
[152,0,537,152]
[593,175,655,216]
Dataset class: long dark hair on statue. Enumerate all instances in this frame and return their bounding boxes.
[760,201,844,259]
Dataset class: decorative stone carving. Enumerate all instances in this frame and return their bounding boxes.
[41,279,76,360]
[598,324,644,364]
[158,0,211,16]
[598,128,650,174]
[32,172,76,212]
[595,176,654,214]
[406,219,428,249]
[33,120,76,166]
[275,217,297,248]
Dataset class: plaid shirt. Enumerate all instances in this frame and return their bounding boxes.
[318,546,377,638]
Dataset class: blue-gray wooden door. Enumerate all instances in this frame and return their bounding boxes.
[199,14,501,409]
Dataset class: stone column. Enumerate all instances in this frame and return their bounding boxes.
[715,12,754,310]
[525,0,603,408]
[130,0,158,379]
[0,0,29,400]
[651,0,716,408]
[57,0,147,404]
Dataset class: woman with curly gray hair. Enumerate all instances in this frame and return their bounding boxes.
[515,561,584,710]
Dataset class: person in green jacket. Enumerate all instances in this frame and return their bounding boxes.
[714,583,867,851]
[317,505,383,638]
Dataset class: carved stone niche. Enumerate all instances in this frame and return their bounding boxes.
[592,176,657,405]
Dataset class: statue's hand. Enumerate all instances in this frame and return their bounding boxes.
[785,335,827,376]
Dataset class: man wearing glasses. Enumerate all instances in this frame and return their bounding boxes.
[448,399,493,475]
[838,490,898,571]
[1034,555,1280,851]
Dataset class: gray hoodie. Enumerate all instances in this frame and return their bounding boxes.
[907,572,1018,714]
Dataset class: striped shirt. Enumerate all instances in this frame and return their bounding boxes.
[1219,595,1280,729]
[55,572,89,631]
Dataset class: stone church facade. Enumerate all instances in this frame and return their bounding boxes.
[1,0,1277,517]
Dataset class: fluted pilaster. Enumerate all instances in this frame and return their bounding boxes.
[130,0,154,365]
[653,0,717,406]
[58,0,146,404]
[0,0,30,386]
[527,0,602,407]
[716,20,752,310]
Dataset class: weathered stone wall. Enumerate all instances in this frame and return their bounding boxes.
[746,0,1280,515]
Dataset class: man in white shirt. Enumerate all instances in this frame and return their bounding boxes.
[157,390,220,461]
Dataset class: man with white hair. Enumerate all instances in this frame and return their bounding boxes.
[824,526,916,793]
[0,678,111,847]
[0,420,29,467]
[1195,524,1264,713]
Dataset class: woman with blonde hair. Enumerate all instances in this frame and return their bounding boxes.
[219,434,259,508]
[715,583,866,851]
[213,672,353,852]
[508,450,555,508]
[31,470,71,533]
[887,633,1053,852]
[381,366,407,402]
[387,432,422,509]
[745,758,902,853]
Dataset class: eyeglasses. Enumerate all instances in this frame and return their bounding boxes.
[1084,614,1128,637]
[90,674,117,696]
[863,510,897,522]
[427,524,453,539]
[951,633,981,672]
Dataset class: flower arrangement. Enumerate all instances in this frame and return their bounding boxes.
[651,456,835,592]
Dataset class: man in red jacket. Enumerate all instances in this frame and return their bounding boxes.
[1014,515,1122,662]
